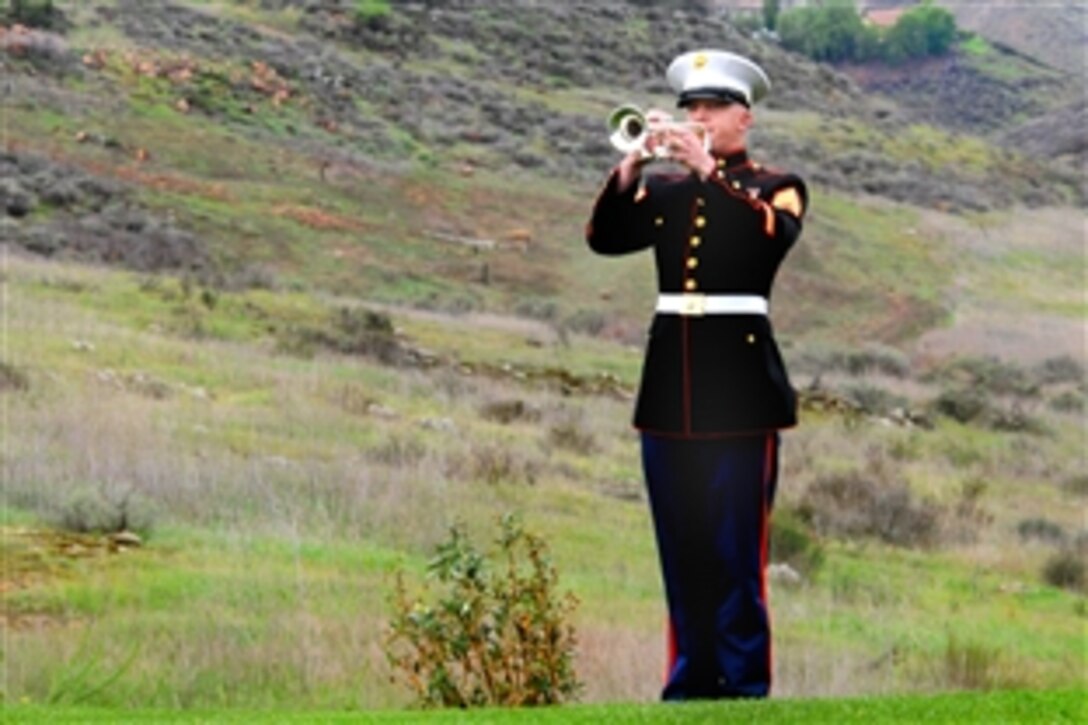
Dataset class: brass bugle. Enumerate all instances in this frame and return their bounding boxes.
[607,103,708,160]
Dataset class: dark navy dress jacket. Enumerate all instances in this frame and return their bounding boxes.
[586,150,807,437]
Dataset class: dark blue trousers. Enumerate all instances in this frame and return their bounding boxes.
[641,432,778,700]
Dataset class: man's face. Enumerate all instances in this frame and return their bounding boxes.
[684,99,752,155]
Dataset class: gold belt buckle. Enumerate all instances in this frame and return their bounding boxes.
[680,293,706,316]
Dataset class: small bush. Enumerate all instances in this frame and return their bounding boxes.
[277,307,402,363]
[770,507,825,579]
[368,435,428,467]
[479,399,541,425]
[987,402,1047,435]
[385,515,581,708]
[3,0,64,30]
[791,342,911,379]
[798,470,940,549]
[513,299,558,322]
[1034,355,1084,386]
[450,445,539,486]
[546,420,598,456]
[931,386,991,424]
[843,383,909,418]
[929,356,1038,398]
[1048,390,1084,414]
[54,486,154,536]
[0,360,30,392]
[561,309,606,337]
[326,307,399,360]
[1016,517,1066,546]
[1042,549,1085,592]
[1063,475,1088,497]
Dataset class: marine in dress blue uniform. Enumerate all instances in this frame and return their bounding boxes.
[586,50,807,700]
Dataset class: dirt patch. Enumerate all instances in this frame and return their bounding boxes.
[272,204,367,232]
[0,526,141,631]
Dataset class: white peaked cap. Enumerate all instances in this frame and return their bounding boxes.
[666,49,771,107]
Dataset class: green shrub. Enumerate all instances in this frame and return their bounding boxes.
[1016,517,1066,546]
[385,516,581,708]
[3,0,62,29]
[843,383,909,418]
[987,403,1047,435]
[54,486,154,537]
[1035,355,1084,386]
[931,386,991,424]
[770,507,825,579]
[277,306,402,363]
[791,342,910,379]
[355,0,391,23]
[561,308,606,337]
[1042,549,1085,592]
[1048,390,1084,414]
[929,356,1038,398]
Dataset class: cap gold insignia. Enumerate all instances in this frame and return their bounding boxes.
[693,53,708,69]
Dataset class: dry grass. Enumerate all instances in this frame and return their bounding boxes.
[1,253,1085,708]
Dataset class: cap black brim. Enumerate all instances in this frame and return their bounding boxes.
[677,89,749,108]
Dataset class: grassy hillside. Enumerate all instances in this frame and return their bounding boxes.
[3,0,1082,330]
[1,0,1085,716]
[941,0,1087,76]
[2,248,1084,709]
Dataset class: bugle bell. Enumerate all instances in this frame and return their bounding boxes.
[607,103,709,160]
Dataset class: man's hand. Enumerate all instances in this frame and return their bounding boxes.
[663,127,716,180]
[615,149,647,193]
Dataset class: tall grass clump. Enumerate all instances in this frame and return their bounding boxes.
[940,633,1008,691]
[385,515,581,708]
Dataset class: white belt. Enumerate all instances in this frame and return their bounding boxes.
[656,294,768,316]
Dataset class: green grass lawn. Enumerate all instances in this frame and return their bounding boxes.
[4,688,1084,722]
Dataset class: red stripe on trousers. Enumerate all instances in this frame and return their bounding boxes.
[762,431,775,690]
[665,618,677,684]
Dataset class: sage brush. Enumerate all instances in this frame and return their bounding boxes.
[385,515,581,707]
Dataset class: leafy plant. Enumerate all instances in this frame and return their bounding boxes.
[1016,517,1065,546]
[355,0,391,24]
[1042,548,1085,593]
[770,506,825,579]
[3,0,61,29]
[55,485,154,537]
[385,515,581,708]
[777,0,957,65]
